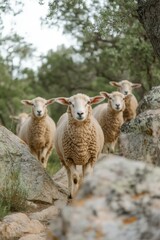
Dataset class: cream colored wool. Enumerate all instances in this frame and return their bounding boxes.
[109,80,141,122]
[55,93,104,198]
[10,112,29,135]
[93,92,125,153]
[18,98,56,168]
[123,94,138,122]
[56,107,103,167]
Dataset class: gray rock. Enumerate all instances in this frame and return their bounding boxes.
[0,126,68,203]
[137,86,160,114]
[49,154,160,240]
[120,86,160,164]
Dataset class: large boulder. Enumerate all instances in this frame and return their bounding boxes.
[137,85,160,113]
[0,126,68,203]
[49,154,160,240]
[120,86,160,164]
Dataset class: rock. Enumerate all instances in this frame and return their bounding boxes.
[49,154,160,240]
[120,86,160,164]
[0,126,68,203]
[29,205,59,222]
[137,86,160,113]
[19,233,47,240]
[0,213,45,239]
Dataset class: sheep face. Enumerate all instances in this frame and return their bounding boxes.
[109,80,141,95]
[21,97,55,118]
[55,93,104,121]
[100,91,126,112]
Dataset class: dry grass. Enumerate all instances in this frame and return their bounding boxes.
[0,171,28,219]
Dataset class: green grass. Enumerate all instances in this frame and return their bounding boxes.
[46,149,62,176]
[0,171,28,220]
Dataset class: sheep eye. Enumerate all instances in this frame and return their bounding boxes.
[87,101,91,105]
[69,102,74,107]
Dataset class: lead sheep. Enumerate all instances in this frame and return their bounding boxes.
[93,91,127,153]
[18,97,56,168]
[55,93,104,198]
[109,80,142,121]
[10,113,29,135]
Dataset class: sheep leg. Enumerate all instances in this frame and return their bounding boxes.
[102,144,109,154]
[102,141,117,153]
[83,162,93,177]
[66,163,80,199]
[44,146,53,168]
[30,149,38,160]
[40,147,50,168]
[109,140,117,153]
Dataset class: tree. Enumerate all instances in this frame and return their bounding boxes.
[37,46,102,122]
[43,0,160,95]
[137,0,160,59]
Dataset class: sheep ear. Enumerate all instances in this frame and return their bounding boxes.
[131,83,142,89]
[21,100,33,106]
[100,92,112,99]
[109,81,121,87]
[46,98,55,105]
[55,97,69,105]
[90,96,105,105]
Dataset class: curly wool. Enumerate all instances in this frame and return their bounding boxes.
[56,106,103,167]
[93,102,124,145]
[18,110,56,164]
[123,94,138,122]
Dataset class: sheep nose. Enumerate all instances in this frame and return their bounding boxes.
[124,91,128,95]
[116,104,120,109]
[37,110,42,115]
[77,112,84,117]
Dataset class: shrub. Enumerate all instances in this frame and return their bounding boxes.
[0,170,28,219]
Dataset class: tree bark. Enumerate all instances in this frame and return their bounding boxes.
[137,0,160,59]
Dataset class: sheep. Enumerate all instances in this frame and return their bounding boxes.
[109,80,142,121]
[18,97,56,168]
[55,93,105,198]
[93,91,127,153]
[10,113,29,135]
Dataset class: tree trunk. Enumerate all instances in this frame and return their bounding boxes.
[137,0,160,59]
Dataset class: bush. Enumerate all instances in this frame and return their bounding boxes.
[0,170,28,220]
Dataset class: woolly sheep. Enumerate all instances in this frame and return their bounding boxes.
[55,93,105,198]
[93,91,127,153]
[18,97,56,168]
[109,80,142,121]
[10,113,29,135]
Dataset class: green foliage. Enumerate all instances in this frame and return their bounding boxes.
[46,149,62,176]
[0,0,159,141]
[0,170,28,219]
[43,0,160,98]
